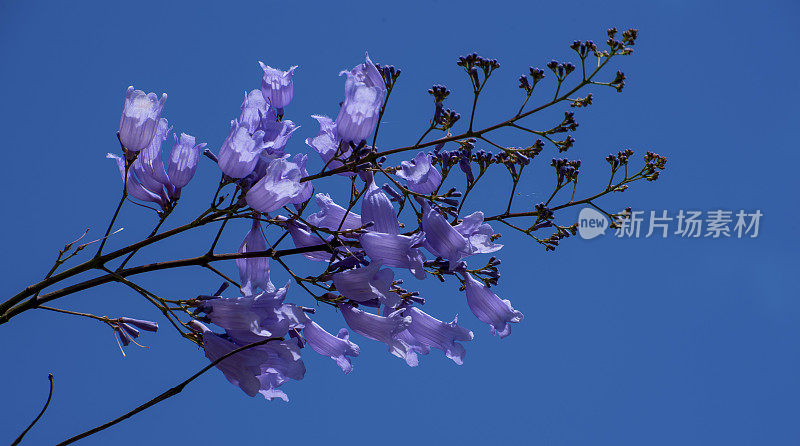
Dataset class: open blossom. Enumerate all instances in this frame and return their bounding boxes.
[335,53,386,143]
[338,304,417,366]
[396,152,442,194]
[189,320,304,401]
[217,120,266,178]
[244,156,307,213]
[259,63,297,110]
[332,262,394,304]
[302,320,360,373]
[463,272,523,338]
[403,306,473,365]
[454,211,503,254]
[118,86,167,151]
[360,232,426,279]
[422,203,472,266]
[307,193,363,232]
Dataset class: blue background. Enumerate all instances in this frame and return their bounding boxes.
[1,0,798,444]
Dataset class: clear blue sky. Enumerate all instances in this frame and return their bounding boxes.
[1,0,798,444]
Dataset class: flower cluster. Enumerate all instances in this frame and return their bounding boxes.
[94,29,653,403]
[107,55,525,401]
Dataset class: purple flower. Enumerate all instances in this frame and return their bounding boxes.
[139,118,175,195]
[167,132,206,190]
[190,320,269,397]
[305,115,356,176]
[119,317,159,332]
[217,120,266,179]
[245,157,304,213]
[302,320,360,373]
[335,53,386,143]
[236,218,272,295]
[404,306,473,365]
[259,108,300,158]
[361,182,399,234]
[307,193,362,233]
[118,86,167,152]
[277,217,332,261]
[454,211,503,254]
[259,63,297,110]
[422,203,472,266]
[289,153,314,206]
[200,284,307,342]
[463,272,523,338]
[332,262,394,304]
[107,153,166,207]
[360,232,426,279]
[396,152,442,194]
[338,304,417,366]
[239,89,267,131]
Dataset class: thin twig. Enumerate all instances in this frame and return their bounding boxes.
[12,373,55,446]
[55,338,281,446]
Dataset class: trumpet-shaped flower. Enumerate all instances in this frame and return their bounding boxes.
[167,132,206,189]
[245,156,305,213]
[259,63,297,110]
[463,272,523,338]
[217,120,266,178]
[361,182,399,234]
[302,320,360,373]
[454,211,503,254]
[338,304,417,366]
[118,86,167,151]
[332,262,394,304]
[307,194,363,233]
[403,306,473,365]
[236,218,273,295]
[335,53,386,143]
[396,152,442,194]
[360,232,426,279]
[422,203,472,265]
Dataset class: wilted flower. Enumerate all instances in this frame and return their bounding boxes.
[259,63,297,111]
[118,86,167,152]
[335,53,386,143]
